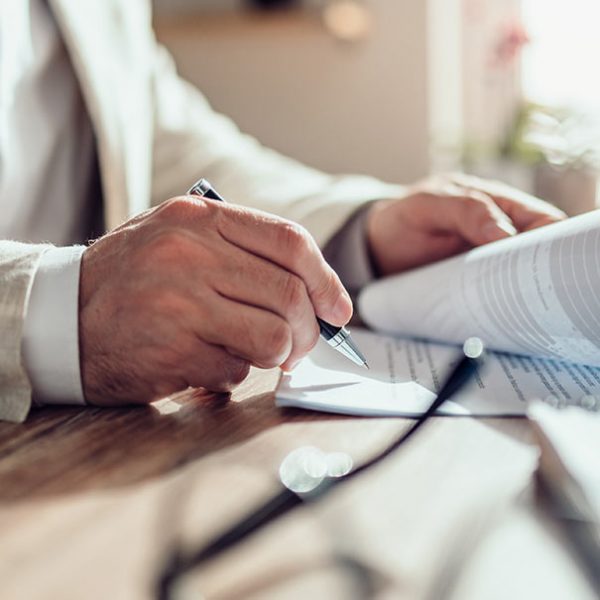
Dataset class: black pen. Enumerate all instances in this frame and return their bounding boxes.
[187,178,369,369]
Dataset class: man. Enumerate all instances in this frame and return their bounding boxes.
[0,0,564,422]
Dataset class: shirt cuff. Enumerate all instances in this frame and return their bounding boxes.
[22,246,86,406]
[322,203,377,299]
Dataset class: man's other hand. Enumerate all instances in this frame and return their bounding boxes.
[367,173,567,276]
[79,197,352,406]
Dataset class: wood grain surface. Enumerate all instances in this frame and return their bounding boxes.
[0,368,594,600]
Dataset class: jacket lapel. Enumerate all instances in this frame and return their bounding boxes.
[47,0,154,229]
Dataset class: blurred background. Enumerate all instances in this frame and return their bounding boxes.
[153,0,600,215]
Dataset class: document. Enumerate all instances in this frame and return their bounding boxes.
[276,329,600,417]
[359,210,600,366]
[277,211,600,417]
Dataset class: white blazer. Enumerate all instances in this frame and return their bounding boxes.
[0,0,401,422]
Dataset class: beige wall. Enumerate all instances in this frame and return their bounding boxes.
[154,1,431,184]
[461,0,522,151]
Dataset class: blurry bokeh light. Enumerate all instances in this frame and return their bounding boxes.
[322,1,373,42]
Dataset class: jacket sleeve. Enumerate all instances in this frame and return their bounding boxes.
[149,45,405,249]
[0,242,50,422]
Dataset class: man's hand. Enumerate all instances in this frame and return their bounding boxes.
[79,197,352,406]
[367,173,567,276]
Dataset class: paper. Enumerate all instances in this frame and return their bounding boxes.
[359,210,600,367]
[276,328,600,417]
[529,402,600,519]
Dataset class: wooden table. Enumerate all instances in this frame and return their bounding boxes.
[0,369,595,600]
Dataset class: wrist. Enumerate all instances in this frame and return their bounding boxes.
[366,198,397,277]
[78,242,114,406]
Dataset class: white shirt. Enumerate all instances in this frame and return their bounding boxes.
[0,0,92,404]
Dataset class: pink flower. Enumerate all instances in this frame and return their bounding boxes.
[492,19,530,68]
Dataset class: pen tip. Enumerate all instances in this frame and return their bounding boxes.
[363,361,370,370]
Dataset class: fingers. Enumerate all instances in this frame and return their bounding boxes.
[463,190,518,244]
[211,250,320,370]
[183,340,251,393]
[448,174,566,231]
[422,174,566,248]
[492,194,566,230]
[210,202,353,326]
[422,184,518,246]
[195,292,294,369]
[140,199,332,371]
[81,197,341,408]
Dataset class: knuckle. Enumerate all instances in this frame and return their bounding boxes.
[270,321,292,356]
[295,320,321,357]
[149,289,186,315]
[280,274,307,315]
[204,367,248,393]
[188,353,250,393]
[145,228,189,261]
[306,321,321,351]
[261,321,292,367]
[277,221,310,254]
[160,197,191,219]
[161,196,210,220]
[312,271,339,305]
[155,197,220,232]
[224,358,251,387]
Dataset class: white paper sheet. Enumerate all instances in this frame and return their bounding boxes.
[359,211,600,367]
[276,329,600,417]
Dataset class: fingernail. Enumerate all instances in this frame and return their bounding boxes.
[483,220,517,242]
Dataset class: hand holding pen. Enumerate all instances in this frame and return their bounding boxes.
[187,179,368,369]
[167,179,356,375]
[79,182,355,405]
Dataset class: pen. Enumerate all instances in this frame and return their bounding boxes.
[187,178,369,369]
